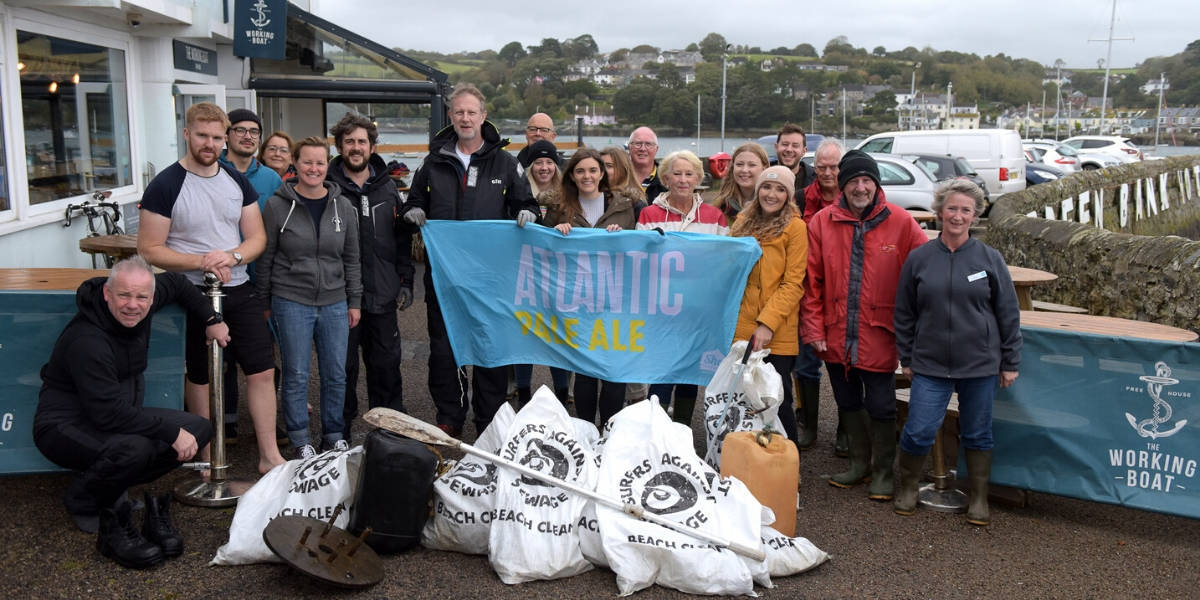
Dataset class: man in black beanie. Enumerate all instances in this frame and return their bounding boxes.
[801,149,926,503]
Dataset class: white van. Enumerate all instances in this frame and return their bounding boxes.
[857,129,1026,197]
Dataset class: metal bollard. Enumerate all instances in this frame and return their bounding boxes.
[918,429,967,513]
[175,272,254,507]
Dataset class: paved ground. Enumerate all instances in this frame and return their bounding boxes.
[5,265,1200,598]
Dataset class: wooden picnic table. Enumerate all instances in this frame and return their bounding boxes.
[1007,266,1057,311]
[1020,311,1197,342]
[909,210,937,224]
[0,268,109,291]
[78,234,138,263]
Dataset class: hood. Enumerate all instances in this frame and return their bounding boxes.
[270,179,344,234]
[218,149,268,177]
[76,277,143,338]
[428,120,508,161]
[327,153,391,192]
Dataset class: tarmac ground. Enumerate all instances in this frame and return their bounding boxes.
[5,265,1200,599]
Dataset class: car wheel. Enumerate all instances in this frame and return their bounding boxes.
[1082,163,1099,171]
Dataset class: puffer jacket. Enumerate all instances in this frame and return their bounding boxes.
[734,215,808,355]
[401,121,537,222]
[541,188,639,231]
[327,153,413,313]
[256,180,362,309]
[801,189,926,372]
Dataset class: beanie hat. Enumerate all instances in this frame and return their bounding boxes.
[526,140,559,164]
[227,108,262,132]
[755,165,796,200]
[837,149,880,190]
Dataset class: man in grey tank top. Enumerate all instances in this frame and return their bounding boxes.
[137,102,286,474]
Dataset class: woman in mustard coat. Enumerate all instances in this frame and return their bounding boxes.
[732,165,809,443]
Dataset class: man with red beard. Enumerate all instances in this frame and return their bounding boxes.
[325,112,414,438]
[137,102,286,475]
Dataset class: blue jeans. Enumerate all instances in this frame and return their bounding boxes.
[793,345,823,382]
[514,365,570,389]
[273,297,349,449]
[900,373,997,455]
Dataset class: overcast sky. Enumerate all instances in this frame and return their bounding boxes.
[312,0,1193,70]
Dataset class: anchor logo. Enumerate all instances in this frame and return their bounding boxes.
[1125,361,1188,439]
[249,0,271,28]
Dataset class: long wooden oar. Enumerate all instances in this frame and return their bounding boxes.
[363,407,765,561]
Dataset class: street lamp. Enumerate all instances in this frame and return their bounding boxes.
[945,82,953,129]
[720,44,729,152]
[909,62,920,131]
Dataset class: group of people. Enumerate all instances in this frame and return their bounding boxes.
[32,81,1022,570]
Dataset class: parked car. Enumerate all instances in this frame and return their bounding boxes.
[757,133,825,164]
[904,153,991,202]
[1025,159,1066,187]
[1062,135,1143,163]
[1025,140,1120,171]
[856,129,1025,197]
[864,152,938,212]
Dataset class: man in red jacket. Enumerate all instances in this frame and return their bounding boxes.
[802,150,926,501]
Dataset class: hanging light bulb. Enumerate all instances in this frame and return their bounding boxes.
[72,73,80,84]
[17,61,25,71]
[49,81,58,93]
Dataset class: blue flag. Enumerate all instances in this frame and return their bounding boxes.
[422,221,761,385]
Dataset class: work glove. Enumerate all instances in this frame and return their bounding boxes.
[403,208,426,227]
[516,210,537,228]
[397,286,413,311]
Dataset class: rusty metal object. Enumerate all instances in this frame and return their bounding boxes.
[263,513,383,589]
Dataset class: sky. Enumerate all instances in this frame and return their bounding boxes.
[311,0,1194,70]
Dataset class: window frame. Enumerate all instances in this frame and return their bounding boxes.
[0,10,141,229]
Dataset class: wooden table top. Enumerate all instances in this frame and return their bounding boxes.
[1021,310,1198,342]
[0,268,108,291]
[1008,265,1058,286]
[923,229,939,240]
[78,234,138,256]
[909,210,937,223]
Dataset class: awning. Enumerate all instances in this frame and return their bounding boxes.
[248,4,449,132]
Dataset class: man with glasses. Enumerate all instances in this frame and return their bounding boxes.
[628,126,666,201]
[216,108,282,443]
[516,112,560,168]
[400,84,538,438]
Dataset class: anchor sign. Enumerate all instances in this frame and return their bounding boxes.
[250,0,271,28]
[1126,362,1188,439]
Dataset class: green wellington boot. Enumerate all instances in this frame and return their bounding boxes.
[833,416,848,457]
[965,449,993,526]
[893,451,926,516]
[795,379,821,448]
[829,410,872,488]
[867,419,897,501]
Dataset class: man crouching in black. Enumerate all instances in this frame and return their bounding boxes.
[34,255,229,569]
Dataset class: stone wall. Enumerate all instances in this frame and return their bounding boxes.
[984,155,1200,330]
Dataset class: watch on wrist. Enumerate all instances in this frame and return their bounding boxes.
[206,312,224,326]
[232,251,243,265]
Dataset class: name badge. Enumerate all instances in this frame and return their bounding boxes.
[967,271,987,282]
[467,166,478,188]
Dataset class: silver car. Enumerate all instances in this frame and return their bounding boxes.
[866,152,938,212]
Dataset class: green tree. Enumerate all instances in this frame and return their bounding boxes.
[564,34,599,60]
[498,41,526,66]
[612,79,658,124]
[865,90,897,116]
[794,43,818,58]
[699,32,728,61]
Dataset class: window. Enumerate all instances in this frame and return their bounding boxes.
[877,161,914,185]
[860,137,892,153]
[18,30,131,205]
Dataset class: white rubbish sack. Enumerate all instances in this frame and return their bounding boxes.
[703,340,787,469]
[597,400,766,596]
[488,386,599,584]
[420,403,516,554]
[211,447,363,565]
[761,526,830,577]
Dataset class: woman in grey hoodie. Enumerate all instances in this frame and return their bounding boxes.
[256,136,362,459]
[892,179,1021,527]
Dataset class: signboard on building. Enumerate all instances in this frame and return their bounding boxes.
[233,0,287,59]
[172,40,217,76]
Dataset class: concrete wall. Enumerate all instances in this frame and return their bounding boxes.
[985,156,1200,330]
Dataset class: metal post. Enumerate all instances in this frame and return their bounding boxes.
[909,62,920,131]
[945,82,952,130]
[1154,72,1165,148]
[576,115,584,148]
[1055,63,1062,140]
[720,50,728,152]
[918,427,968,512]
[175,272,254,507]
[695,95,701,152]
[841,87,846,141]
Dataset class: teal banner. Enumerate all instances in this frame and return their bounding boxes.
[422,221,760,385]
[991,325,1200,519]
[0,292,185,475]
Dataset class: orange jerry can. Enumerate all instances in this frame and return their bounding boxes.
[719,430,799,537]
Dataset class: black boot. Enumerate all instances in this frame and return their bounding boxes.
[795,379,821,449]
[893,451,926,516]
[98,503,164,569]
[829,410,872,488]
[834,416,848,457]
[142,492,183,558]
[966,449,993,526]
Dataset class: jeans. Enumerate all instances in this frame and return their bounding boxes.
[793,345,823,382]
[575,376,625,429]
[514,365,570,390]
[273,297,349,449]
[900,373,997,455]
